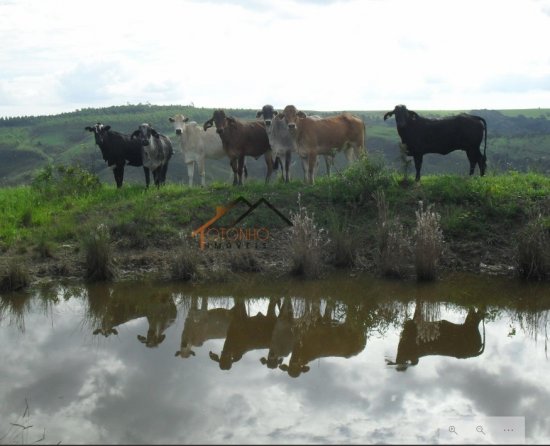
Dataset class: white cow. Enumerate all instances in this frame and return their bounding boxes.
[169,114,227,186]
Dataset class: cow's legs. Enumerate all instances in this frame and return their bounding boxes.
[160,162,169,185]
[413,154,423,181]
[307,153,317,185]
[186,161,195,186]
[324,155,334,177]
[264,151,274,184]
[199,157,206,187]
[113,164,124,188]
[230,158,239,185]
[143,166,150,188]
[237,156,246,186]
[284,150,291,183]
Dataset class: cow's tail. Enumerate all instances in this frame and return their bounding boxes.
[476,116,488,163]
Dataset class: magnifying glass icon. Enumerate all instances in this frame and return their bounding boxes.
[449,426,458,435]
[476,425,486,435]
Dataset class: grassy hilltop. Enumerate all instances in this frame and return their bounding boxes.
[1,104,550,187]
[1,157,549,288]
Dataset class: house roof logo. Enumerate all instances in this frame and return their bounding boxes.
[192,196,292,250]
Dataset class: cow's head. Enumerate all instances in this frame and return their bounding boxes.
[383,105,419,129]
[85,122,111,146]
[203,109,235,135]
[175,339,196,358]
[131,123,159,146]
[281,105,306,134]
[169,114,189,136]
[256,104,278,128]
[279,361,310,378]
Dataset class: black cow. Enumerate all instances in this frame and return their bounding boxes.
[131,123,174,187]
[383,105,487,181]
[85,122,150,188]
[387,305,485,371]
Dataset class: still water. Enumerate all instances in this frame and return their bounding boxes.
[1,272,549,445]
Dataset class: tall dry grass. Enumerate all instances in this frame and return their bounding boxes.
[374,190,411,278]
[413,201,444,281]
[516,212,550,280]
[82,224,116,282]
[288,195,327,278]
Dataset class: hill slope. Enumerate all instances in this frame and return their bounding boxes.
[1,104,549,186]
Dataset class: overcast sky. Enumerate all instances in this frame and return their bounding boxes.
[1,0,549,118]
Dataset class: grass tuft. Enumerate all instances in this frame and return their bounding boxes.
[414,201,444,281]
[0,260,30,291]
[82,224,116,282]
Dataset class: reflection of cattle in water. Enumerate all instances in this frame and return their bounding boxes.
[175,297,232,358]
[209,297,279,370]
[91,290,177,348]
[387,303,485,371]
[278,299,367,378]
[137,294,178,348]
[260,297,295,369]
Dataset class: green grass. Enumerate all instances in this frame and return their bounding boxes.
[0,159,549,282]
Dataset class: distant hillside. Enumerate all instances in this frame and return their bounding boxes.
[0,104,549,187]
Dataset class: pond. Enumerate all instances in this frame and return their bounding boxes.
[1,272,549,445]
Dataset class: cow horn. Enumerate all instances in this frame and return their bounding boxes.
[383,110,394,121]
[203,119,213,131]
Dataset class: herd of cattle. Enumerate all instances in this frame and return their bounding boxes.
[90,294,485,376]
[85,104,488,187]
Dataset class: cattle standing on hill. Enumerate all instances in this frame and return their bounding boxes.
[203,109,274,186]
[131,123,173,187]
[256,104,332,183]
[85,123,150,188]
[168,114,228,186]
[280,105,366,184]
[383,104,488,182]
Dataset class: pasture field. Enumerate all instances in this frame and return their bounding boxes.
[1,104,549,187]
[0,158,549,285]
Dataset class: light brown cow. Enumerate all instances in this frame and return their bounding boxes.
[281,105,366,184]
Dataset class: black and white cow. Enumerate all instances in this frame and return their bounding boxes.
[131,123,173,187]
[85,122,150,188]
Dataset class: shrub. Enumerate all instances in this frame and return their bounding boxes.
[516,213,550,280]
[0,260,30,291]
[31,163,101,197]
[374,190,411,277]
[82,224,116,282]
[228,250,263,273]
[413,201,444,281]
[171,238,202,281]
[288,194,327,278]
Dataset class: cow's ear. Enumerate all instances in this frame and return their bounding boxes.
[151,129,160,138]
[273,110,278,116]
[169,117,175,122]
[302,365,310,373]
[410,111,419,120]
[256,111,263,118]
[260,357,267,365]
[131,130,140,139]
[297,111,307,119]
[183,117,189,123]
[203,119,213,131]
[85,126,93,131]
[104,125,111,131]
[227,117,236,126]
[175,351,181,357]
[383,111,394,121]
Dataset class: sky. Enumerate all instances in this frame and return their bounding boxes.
[1,0,550,118]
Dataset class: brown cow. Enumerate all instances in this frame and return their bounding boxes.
[387,301,485,371]
[203,109,274,186]
[209,297,279,370]
[280,105,366,184]
[278,299,367,378]
[175,297,232,358]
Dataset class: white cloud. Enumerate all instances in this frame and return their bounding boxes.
[0,0,549,117]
